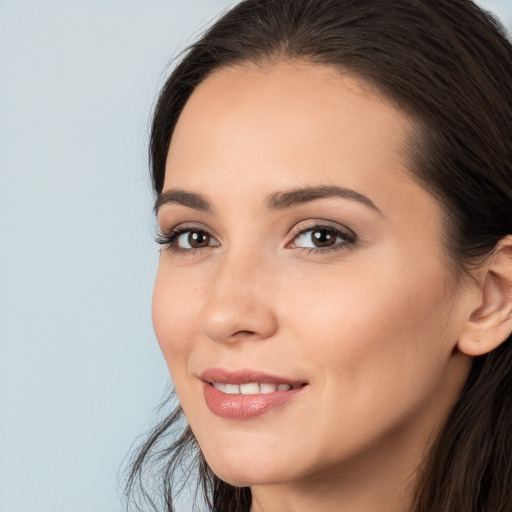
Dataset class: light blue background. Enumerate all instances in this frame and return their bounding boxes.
[1,1,511,511]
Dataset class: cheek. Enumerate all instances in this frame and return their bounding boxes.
[152,263,201,374]
[271,258,461,464]
[284,252,455,399]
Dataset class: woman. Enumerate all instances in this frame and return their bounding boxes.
[126,1,512,511]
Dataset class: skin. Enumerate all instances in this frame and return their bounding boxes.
[152,61,481,512]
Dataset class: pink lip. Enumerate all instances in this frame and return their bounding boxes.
[200,368,305,386]
[200,368,308,420]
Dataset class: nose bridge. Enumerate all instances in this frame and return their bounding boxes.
[217,245,264,291]
[201,245,277,343]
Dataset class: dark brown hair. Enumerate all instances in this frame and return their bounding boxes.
[125,1,512,511]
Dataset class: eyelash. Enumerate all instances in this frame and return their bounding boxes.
[155,223,357,255]
[155,225,218,255]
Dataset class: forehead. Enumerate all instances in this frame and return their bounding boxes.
[165,61,414,192]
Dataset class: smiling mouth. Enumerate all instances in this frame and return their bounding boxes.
[203,379,308,419]
[209,382,305,394]
[200,369,308,418]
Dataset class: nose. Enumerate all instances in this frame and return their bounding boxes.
[200,252,278,344]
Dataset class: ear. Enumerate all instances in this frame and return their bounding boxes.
[457,236,512,357]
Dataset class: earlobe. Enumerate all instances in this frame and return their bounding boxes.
[457,236,512,357]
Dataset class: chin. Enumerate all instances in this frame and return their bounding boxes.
[208,464,287,488]
[201,444,301,488]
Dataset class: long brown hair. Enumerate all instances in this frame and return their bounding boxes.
[125,1,512,511]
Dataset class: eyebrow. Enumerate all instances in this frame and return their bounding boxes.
[154,189,213,214]
[155,185,381,215]
[266,185,382,214]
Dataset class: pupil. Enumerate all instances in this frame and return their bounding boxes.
[313,230,335,247]
[189,231,209,247]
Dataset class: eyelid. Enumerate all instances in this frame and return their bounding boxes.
[157,221,219,239]
[289,219,356,239]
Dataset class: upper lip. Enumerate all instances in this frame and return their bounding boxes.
[199,367,307,387]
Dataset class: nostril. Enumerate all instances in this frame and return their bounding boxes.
[233,330,257,336]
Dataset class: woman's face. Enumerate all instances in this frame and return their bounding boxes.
[153,62,474,490]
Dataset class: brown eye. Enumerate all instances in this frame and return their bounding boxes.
[290,224,356,252]
[155,227,219,252]
[185,230,212,248]
[311,229,336,247]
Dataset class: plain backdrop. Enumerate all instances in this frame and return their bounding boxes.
[1,1,511,511]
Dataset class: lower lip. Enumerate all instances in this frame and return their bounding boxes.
[203,383,305,419]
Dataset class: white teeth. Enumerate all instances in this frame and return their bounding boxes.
[259,383,278,393]
[225,384,240,394]
[212,382,226,392]
[212,382,293,394]
[240,383,260,394]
